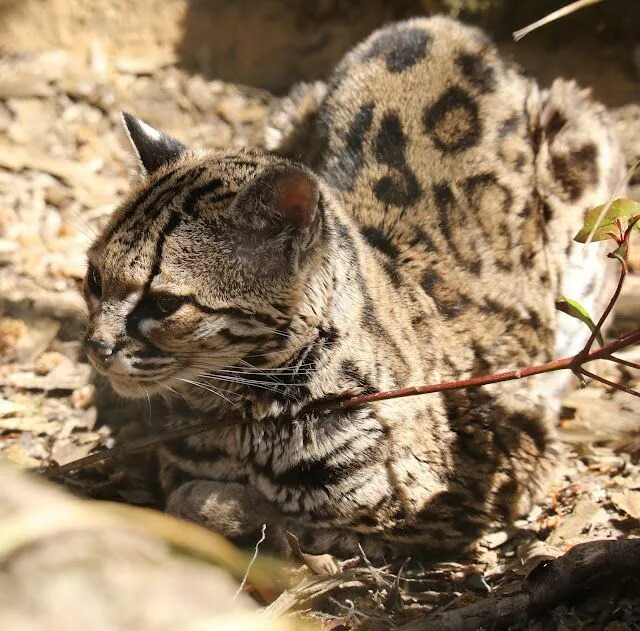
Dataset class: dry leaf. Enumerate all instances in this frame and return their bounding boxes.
[610,490,640,519]
[0,397,28,417]
[548,500,609,546]
[1,444,39,467]
[286,531,339,575]
[4,362,91,391]
[0,415,59,434]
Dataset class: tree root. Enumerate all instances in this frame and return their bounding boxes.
[398,538,640,631]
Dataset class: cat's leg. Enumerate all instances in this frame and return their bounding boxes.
[165,479,389,562]
[534,78,626,361]
[166,480,292,552]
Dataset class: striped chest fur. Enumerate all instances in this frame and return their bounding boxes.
[85,17,624,557]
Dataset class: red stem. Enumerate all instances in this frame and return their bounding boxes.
[604,355,640,371]
[579,368,640,399]
[581,263,626,356]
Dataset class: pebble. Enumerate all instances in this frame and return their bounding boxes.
[34,351,70,375]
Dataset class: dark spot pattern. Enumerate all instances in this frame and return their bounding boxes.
[545,110,567,141]
[456,53,496,93]
[360,226,400,259]
[420,267,439,295]
[373,112,421,207]
[498,114,521,139]
[430,182,482,275]
[423,86,481,153]
[364,26,430,73]
[551,143,599,202]
[324,102,375,191]
[432,182,456,241]
[408,228,438,252]
[341,360,377,395]
[382,259,403,288]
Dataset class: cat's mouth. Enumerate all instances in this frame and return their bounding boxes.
[88,355,177,398]
[106,371,173,398]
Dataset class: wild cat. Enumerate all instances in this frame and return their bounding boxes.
[83,17,623,557]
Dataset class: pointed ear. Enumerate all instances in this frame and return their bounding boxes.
[121,112,186,176]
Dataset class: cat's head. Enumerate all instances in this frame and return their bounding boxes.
[83,113,332,398]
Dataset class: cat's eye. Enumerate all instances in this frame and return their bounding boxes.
[87,265,102,297]
[139,293,185,318]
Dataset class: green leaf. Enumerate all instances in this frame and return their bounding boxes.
[574,198,640,243]
[555,295,604,346]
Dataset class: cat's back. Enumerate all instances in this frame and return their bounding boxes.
[310,15,621,368]
[317,16,535,227]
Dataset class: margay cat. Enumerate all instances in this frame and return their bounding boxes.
[84,17,624,558]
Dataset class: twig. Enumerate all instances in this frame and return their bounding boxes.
[605,355,640,371]
[39,325,639,479]
[513,0,607,41]
[36,422,228,477]
[578,368,640,398]
[234,523,267,599]
[579,252,626,357]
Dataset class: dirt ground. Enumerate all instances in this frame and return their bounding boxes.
[0,3,640,630]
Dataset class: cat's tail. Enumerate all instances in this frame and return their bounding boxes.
[530,79,627,358]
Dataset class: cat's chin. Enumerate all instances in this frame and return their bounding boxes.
[107,375,164,399]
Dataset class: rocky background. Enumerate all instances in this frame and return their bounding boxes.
[0,1,639,629]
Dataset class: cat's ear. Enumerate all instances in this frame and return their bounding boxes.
[239,165,320,232]
[233,165,322,267]
[121,112,186,176]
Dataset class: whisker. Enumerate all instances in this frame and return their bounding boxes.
[174,377,241,409]
[198,373,285,394]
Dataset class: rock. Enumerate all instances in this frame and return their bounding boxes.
[71,384,95,409]
[34,351,71,376]
[0,466,261,631]
[4,362,91,392]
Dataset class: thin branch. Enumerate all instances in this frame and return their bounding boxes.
[36,421,228,477]
[580,259,626,356]
[513,0,607,41]
[604,355,640,371]
[579,367,640,399]
[39,327,640,479]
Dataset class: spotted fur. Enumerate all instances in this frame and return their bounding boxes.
[85,17,624,558]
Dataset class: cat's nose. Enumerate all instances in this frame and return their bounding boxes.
[84,335,114,364]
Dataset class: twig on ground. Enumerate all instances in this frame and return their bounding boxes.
[234,523,267,600]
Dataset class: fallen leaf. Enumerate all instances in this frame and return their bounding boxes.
[50,439,98,466]
[0,398,28,417]
[285,531,339,575]
[0,416,59,435]
[1,444,39,467]
[548,500,609,546]
[610,490,640,519]
[4,363,91,391]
